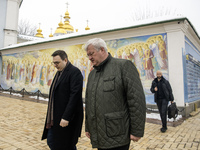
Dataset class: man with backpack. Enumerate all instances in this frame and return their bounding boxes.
[150,70,174,133]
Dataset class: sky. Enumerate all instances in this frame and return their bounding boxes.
[19,0,200,38]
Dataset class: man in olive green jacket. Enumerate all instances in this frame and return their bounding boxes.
[84,38,146,150]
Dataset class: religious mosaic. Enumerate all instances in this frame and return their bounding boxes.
[0,33,168,104]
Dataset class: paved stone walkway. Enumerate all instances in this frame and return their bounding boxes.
[0,95,200,150]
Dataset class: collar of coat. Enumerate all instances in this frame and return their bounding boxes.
[93,53,112,71]
[58,61,70,74]
[53,61,71,89]
[155,76,165,83]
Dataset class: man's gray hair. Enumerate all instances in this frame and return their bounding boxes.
[84,38,107,52]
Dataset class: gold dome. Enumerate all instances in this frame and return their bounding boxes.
[49,28,53,37]
[49,33,53,37]
[63,3,74,33]
[54,17,67,35]
[35,23,44,38]
[85,20,90,30]
[85,25,90,30]
[63,21,74,32]
[64,10,70,18]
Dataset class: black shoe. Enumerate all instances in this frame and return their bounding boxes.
[160,127,167,133]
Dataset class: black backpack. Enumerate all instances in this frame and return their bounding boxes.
[168,102,179,119]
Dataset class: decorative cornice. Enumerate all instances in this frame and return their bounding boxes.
[4,28,18,34]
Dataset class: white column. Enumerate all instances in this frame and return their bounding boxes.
[167,30,185,107]
[4,0,21,47]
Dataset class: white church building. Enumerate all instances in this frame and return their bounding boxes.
[0,0,200,117]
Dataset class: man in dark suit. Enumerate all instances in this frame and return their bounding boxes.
[42,50,83,150]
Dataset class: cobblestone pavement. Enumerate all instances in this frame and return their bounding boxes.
[0,95,200,150]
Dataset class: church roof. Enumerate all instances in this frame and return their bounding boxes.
[18,34,44,41]
[1,17,199,51]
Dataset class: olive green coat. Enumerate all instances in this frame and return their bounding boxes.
[85,55,146,149]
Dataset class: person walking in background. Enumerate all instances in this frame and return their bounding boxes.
[84,38,146,150]
[150,70,174,133]
[41,50,83,150]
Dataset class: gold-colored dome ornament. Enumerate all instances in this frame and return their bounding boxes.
[54,16,67,36]
[63,2,74,33]
[85,20,90,30]
[49,28,53,37]
[35,23,44,38]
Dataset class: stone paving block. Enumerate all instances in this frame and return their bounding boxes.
[191,142,199,148]
[170,143,179,148]
[182,137,189,142]
[130,145,141,150]
[162,143,172,149]
[188,137,195,142]
[0,144,10,149]
[193,138,200,142]
[175,137,182,142]
[147,144,157,149]
[177,143,185,149]
[169,138,176,142]
[3,146,18,150]
[185,142,192,148]
[155,143,165,149]
[137,147,146,150]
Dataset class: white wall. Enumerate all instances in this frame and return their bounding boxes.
[167,31,185,107]
[0,0,7,48]
[4,0,21,47]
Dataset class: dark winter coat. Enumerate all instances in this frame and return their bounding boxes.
[150,76,174,103]
[42,62,83,150]
[85,54,146,149]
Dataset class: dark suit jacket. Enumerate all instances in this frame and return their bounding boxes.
[42,62,83,150]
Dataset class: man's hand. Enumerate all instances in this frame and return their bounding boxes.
[60,119,69,127]
[130,135,141,142]
[85,132,91,139]
[154,87,158,91]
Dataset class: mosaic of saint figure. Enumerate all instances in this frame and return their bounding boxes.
[31,62,37,84]
[143,44,155,80]
[130,45,143,75]
[47,65,55,86]
[6,60,11,80]
[157,36,168,70]
[40,63,47,86]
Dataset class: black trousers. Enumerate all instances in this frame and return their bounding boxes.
[98,144,130,150]
[156,99,169,128]
[47,128,77,150]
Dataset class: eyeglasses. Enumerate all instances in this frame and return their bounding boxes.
[87,52,95,57]
[51,61,61,65]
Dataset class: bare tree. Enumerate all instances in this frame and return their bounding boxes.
[130,0,180,22]
[18,19,37,36]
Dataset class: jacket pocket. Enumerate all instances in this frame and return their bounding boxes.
[104,111,125,137]
[103,76,115,92]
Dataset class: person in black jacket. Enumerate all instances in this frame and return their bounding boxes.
[150,70,174,133]
[41,50,83,150]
